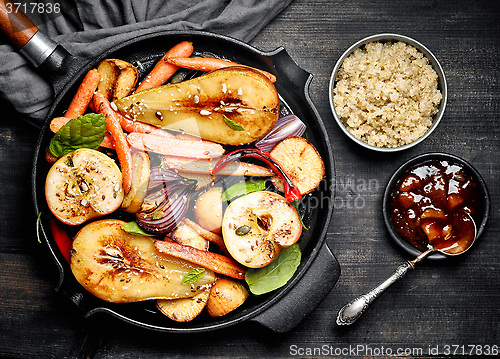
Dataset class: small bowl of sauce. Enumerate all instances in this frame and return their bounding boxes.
[383,153,490,259]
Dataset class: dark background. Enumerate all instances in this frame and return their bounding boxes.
[1,0,499,358]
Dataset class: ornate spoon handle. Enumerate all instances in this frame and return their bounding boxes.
[336,261,414,325]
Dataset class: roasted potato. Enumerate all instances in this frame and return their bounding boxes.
[206,277,249,317]
[194,186,224,234]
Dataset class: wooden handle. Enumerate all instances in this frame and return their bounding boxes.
[0,0,38,49]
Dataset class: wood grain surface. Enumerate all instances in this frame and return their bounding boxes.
[0,0,499,358]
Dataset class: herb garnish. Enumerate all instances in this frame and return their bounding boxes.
[49,113,107,157]
[182,268,206,285]
[121,221,157,236]
[223,115,245,131]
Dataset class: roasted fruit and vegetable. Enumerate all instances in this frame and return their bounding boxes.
[42,41,326,322]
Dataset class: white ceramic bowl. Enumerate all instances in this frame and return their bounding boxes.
[328,33,447,152]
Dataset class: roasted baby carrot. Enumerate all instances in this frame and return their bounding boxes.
[161,156,273,177]
[65,69,101,119]
[134,41,194,93]
[93,91,132,193]
[49,116,71,133]
[127,132,225,158]
[183,218,230,256]
[154,239,246,279]
[165,57,277,83]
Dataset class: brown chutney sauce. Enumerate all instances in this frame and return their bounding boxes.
[390,160,480,252]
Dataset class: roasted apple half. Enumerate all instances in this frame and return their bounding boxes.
[45,148,124,225]
[222,191,302,268]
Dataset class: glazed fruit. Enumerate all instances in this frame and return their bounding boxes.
[222,191,302,268]
[70,219,216,303]
[45,148,124,225]
[115,67,279,145]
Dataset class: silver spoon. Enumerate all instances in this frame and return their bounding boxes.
[336,211,477,326]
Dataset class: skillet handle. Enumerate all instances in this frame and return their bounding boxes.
[0,0,37,48]
[250,242,340,332]
[0,0,68,69]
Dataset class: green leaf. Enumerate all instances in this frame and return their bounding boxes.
[223,115,245,131]
[245,244,301,295]
[49,113,107,157]
[182,268,206,285]
[222,179,267,201]
[121,221,156,236]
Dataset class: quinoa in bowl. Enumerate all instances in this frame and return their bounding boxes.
[329,34,447,151]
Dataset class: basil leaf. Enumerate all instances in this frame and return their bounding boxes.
[245,244,301,295]
[223,115,245,131]
[49,113,107,157]
[121,221,156,236]
[222,179,267,201]
[182,268,206,285]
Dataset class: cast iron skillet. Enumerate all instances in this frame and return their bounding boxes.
[1,4,340,333]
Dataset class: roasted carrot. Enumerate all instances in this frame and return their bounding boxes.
[45,147,58,164]
[127,132,225,158]
[99,135,115,149]
[49,116,71,133]
[165,57,277,83]
[134,41,194,93]
[154,240,246,279]
[161,156,273,177]
[65,69,101,119]
[93,91,132,193]
[184,218,230,256]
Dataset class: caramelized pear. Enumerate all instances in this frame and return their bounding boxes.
[70,219,216,303]
[115,67,279,145]
[157,289,210,322]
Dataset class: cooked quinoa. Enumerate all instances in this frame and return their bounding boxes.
[333,41,442,148]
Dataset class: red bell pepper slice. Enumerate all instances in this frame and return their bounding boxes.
[48,219,72,263]
[213,148,302,202]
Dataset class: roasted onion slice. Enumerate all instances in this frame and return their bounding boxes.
[136,167,197,233]
[255,114,306,152]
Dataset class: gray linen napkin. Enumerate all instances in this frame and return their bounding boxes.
[0,0,292,123]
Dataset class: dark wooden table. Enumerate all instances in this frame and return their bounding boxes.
[1,0,499,358]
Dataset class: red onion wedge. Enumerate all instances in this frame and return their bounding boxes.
[148,167,183,188]
[255,114,306,152]
[136,167,197,233]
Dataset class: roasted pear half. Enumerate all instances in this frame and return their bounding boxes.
[115,67,279,145]
[70,219,216,303]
